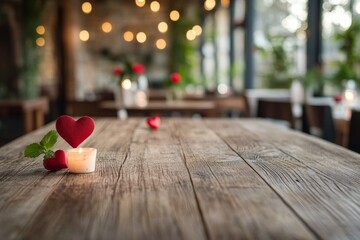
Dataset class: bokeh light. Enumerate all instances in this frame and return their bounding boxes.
[158,22,168,33]
[36,25,45,35]
[156,39,166,49]
[79,30,90,41]
[170,10,180,21]
[136,32,147,43]
[150,1,160,12]
[82,2,92,14]
[101,22,112,33]
[124,31,134,42]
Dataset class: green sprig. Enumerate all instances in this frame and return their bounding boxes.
[24,130,58,160]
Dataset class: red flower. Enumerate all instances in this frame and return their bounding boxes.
[132,64,145,74]
[334,94,342,103]
[170,72,181,84]
[113,67,123,75]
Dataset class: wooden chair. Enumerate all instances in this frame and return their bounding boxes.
[348,110,360,153]
[256,98,295,128]
[214,95,250,118]
[302,104,336,142]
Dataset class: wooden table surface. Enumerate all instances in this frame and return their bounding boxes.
[1,118,360,239]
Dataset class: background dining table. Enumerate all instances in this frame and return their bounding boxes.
[0,118,360,239]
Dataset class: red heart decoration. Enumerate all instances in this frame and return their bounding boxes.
[43,150,68,171]
[56,115,95,148]
[147,116,160,129]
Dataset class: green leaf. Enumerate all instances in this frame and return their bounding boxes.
[40,130,58,150]
[24,143,45,158]
[43,150,54,160]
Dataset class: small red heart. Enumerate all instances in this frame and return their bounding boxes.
[147,116,160,129]
[43,150,68,171]
[56,115,95,148]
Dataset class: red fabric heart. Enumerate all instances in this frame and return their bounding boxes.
[147,116,160,129]
[43,150,68,171]
[56,115,95,148]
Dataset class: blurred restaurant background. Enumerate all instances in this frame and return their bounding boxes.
[1,0,360,152]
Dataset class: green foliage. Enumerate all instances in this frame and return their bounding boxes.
[300,65,327,96]
[169,16,199,88]
[24,130,58,159]
[332,19,360,89]
[258,35,295,88]
[21,0,47,99]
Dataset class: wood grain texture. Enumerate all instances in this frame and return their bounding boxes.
[207,119,360,240]
[1,118,359,240]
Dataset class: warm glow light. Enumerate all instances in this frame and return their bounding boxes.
[79,30,90,41]
[150,1,160,12]
[82,2,92,14]
[158,22,168,33]
[186,29,196,41]
[221,0,230,8]
[344,89,356,101]
[192,25,202,36]
[217,83,228,95]
[170,10,180,21]
[101,22,112,33]
[204,0,216,11]
[36,37,45,47]
[135,0,146,7]
[122,79,132,89]
[124,31,134,42]
[156,39,166,49]
[136,32,147,43]
[36,25,45,35]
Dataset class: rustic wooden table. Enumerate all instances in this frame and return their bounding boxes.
[1,118,360,239]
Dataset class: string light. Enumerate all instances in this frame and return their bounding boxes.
[79,30,90,41]
[186,30,196,41]
[36,37,45,47]
[156,39,166,49]
[36,25,45,35]
[135,0,146,7]
[170,10,180,21]
[204,0,216,11]
[192,25,202,36]
[158,22,168,33]
[82,2,92,14]
[150,1,160,12]
[101,22,112,33]
[124,31,134,42]
[122,79,132,89]
[136,32,147,43]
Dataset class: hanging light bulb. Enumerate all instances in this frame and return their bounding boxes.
[79,30,90,41]
[82,2,92,14]
[204,0,216,11]
[156,39,166,49]
[101,22,112,33]
[135,0,146,7]
[136,32,147,43]
[158,22,168,33]
[170,10,180,21]
[150,1,160,12]
[124,31,134,42]
[36,25,45,35]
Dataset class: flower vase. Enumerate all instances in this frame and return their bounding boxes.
[166,87,183,102]
[134,74,149,107]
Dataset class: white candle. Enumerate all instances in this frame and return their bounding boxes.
[66,148,97,173]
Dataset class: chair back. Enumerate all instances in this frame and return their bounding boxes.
[215,95,250,118]
[256,98,295,128]
[303,104,336,142]
[348,110,360,153]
